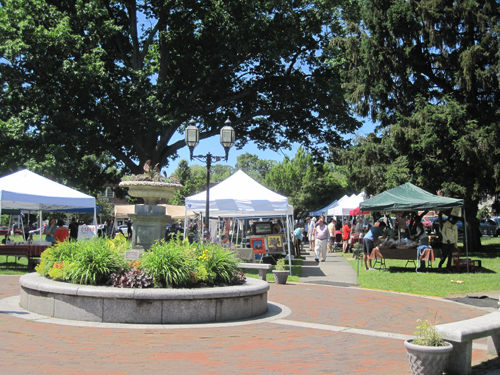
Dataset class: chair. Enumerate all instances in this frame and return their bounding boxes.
[452,247,479,273]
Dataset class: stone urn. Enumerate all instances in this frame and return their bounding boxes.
[119,181,183,207]
[272,270,289,284]
[404,339,453,375]
[119,180,183,250]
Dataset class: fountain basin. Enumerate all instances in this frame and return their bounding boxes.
[19,273,269,324]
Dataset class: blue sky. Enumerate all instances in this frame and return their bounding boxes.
[162,118,377,177]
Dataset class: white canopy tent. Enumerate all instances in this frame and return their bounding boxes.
[325,194,352,216]
[0,169,97,238]
[185,170,290,217]
[309,198,340,217]
[327,192,365,217]
[185,170,294,272]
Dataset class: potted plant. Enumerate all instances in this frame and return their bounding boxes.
[404,318,453,375]
[272,258,289,284]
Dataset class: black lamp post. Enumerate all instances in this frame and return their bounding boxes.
[185,118,235,240]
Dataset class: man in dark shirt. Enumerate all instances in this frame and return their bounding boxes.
[69,218,79,241]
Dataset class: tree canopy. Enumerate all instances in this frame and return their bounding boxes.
[265,147,350,216]
[0,0,360,188]
[335,0,500,249]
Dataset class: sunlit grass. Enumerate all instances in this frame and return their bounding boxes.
[343,237,500,297]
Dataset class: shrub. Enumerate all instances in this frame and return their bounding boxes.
[108,268,153,288]
[37,237,130,285]
[37,235,244,288]
[141,239,194,287]
[194,243,241,285]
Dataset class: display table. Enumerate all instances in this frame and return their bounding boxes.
[0,243,51,267]
[370,247,442,270]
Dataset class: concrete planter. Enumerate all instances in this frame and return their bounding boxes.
[19,273,269,324]
[404,339,453,375]
[272,270,289,284]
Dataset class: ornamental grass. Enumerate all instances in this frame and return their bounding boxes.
[36,234,244,288]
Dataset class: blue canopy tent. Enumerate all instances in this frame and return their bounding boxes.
[0,170,98,241]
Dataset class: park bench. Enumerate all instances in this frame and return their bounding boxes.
[238,262,273,281]
[435,311,500,375]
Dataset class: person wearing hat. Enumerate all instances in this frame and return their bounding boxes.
[314,217,329,262]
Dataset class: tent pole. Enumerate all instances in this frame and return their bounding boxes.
[93,204,97,238]
[287,214,293,275]
[184,208,188,239]
[463,205,469,273]
[39,210,42,241]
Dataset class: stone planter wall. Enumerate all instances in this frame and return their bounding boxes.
[19,273,269,324]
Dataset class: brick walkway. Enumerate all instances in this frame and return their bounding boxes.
[0,275,498,374]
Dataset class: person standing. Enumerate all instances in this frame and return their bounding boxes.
[44,218,57,245]
[328,218,336,252]
[69,218,78,241]
[314,218,329,262]
[342,221,352,253]
[363,221,387,271]
[304,217,310,244]
[127,220,132,240]
[53,219,70,243]
[438,216,458,272]
[293,225,304,259]
[108,220,114,238]
[308,217,316,250]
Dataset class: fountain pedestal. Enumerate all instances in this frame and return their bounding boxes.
[129,205,170,250]
[119,180,183,251]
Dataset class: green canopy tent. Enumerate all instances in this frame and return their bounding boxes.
[360,183,469,271]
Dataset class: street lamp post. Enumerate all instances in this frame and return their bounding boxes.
[185,118,235,240]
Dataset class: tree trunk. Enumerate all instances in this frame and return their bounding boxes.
[464,200,481,253]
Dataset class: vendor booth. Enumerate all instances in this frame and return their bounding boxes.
[185,170,294,272]
[328,192,365,217]
[360,183,467,271]
[309,198,340,217]
[0,169,98,265]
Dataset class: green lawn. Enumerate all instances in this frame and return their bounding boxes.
[0,255,32,275]
[344,237,500,297]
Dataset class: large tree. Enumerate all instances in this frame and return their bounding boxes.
[264,147,350,216]
[0,0,359,187]
[234,152,275,183]
[335,0,500,250]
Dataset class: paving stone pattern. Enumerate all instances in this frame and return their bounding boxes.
[0,274,499,374]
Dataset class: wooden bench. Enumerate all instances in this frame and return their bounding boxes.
[435,311,500,375]
[238,262,273,281]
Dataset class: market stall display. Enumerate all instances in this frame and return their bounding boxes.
[360,182,465,272]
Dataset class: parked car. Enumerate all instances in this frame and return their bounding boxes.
[421,218,433,233]
[479,217,500,237]
[431,216,464,236]
[0,226,23,236]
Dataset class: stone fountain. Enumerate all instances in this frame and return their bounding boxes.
[119,162,183,251]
